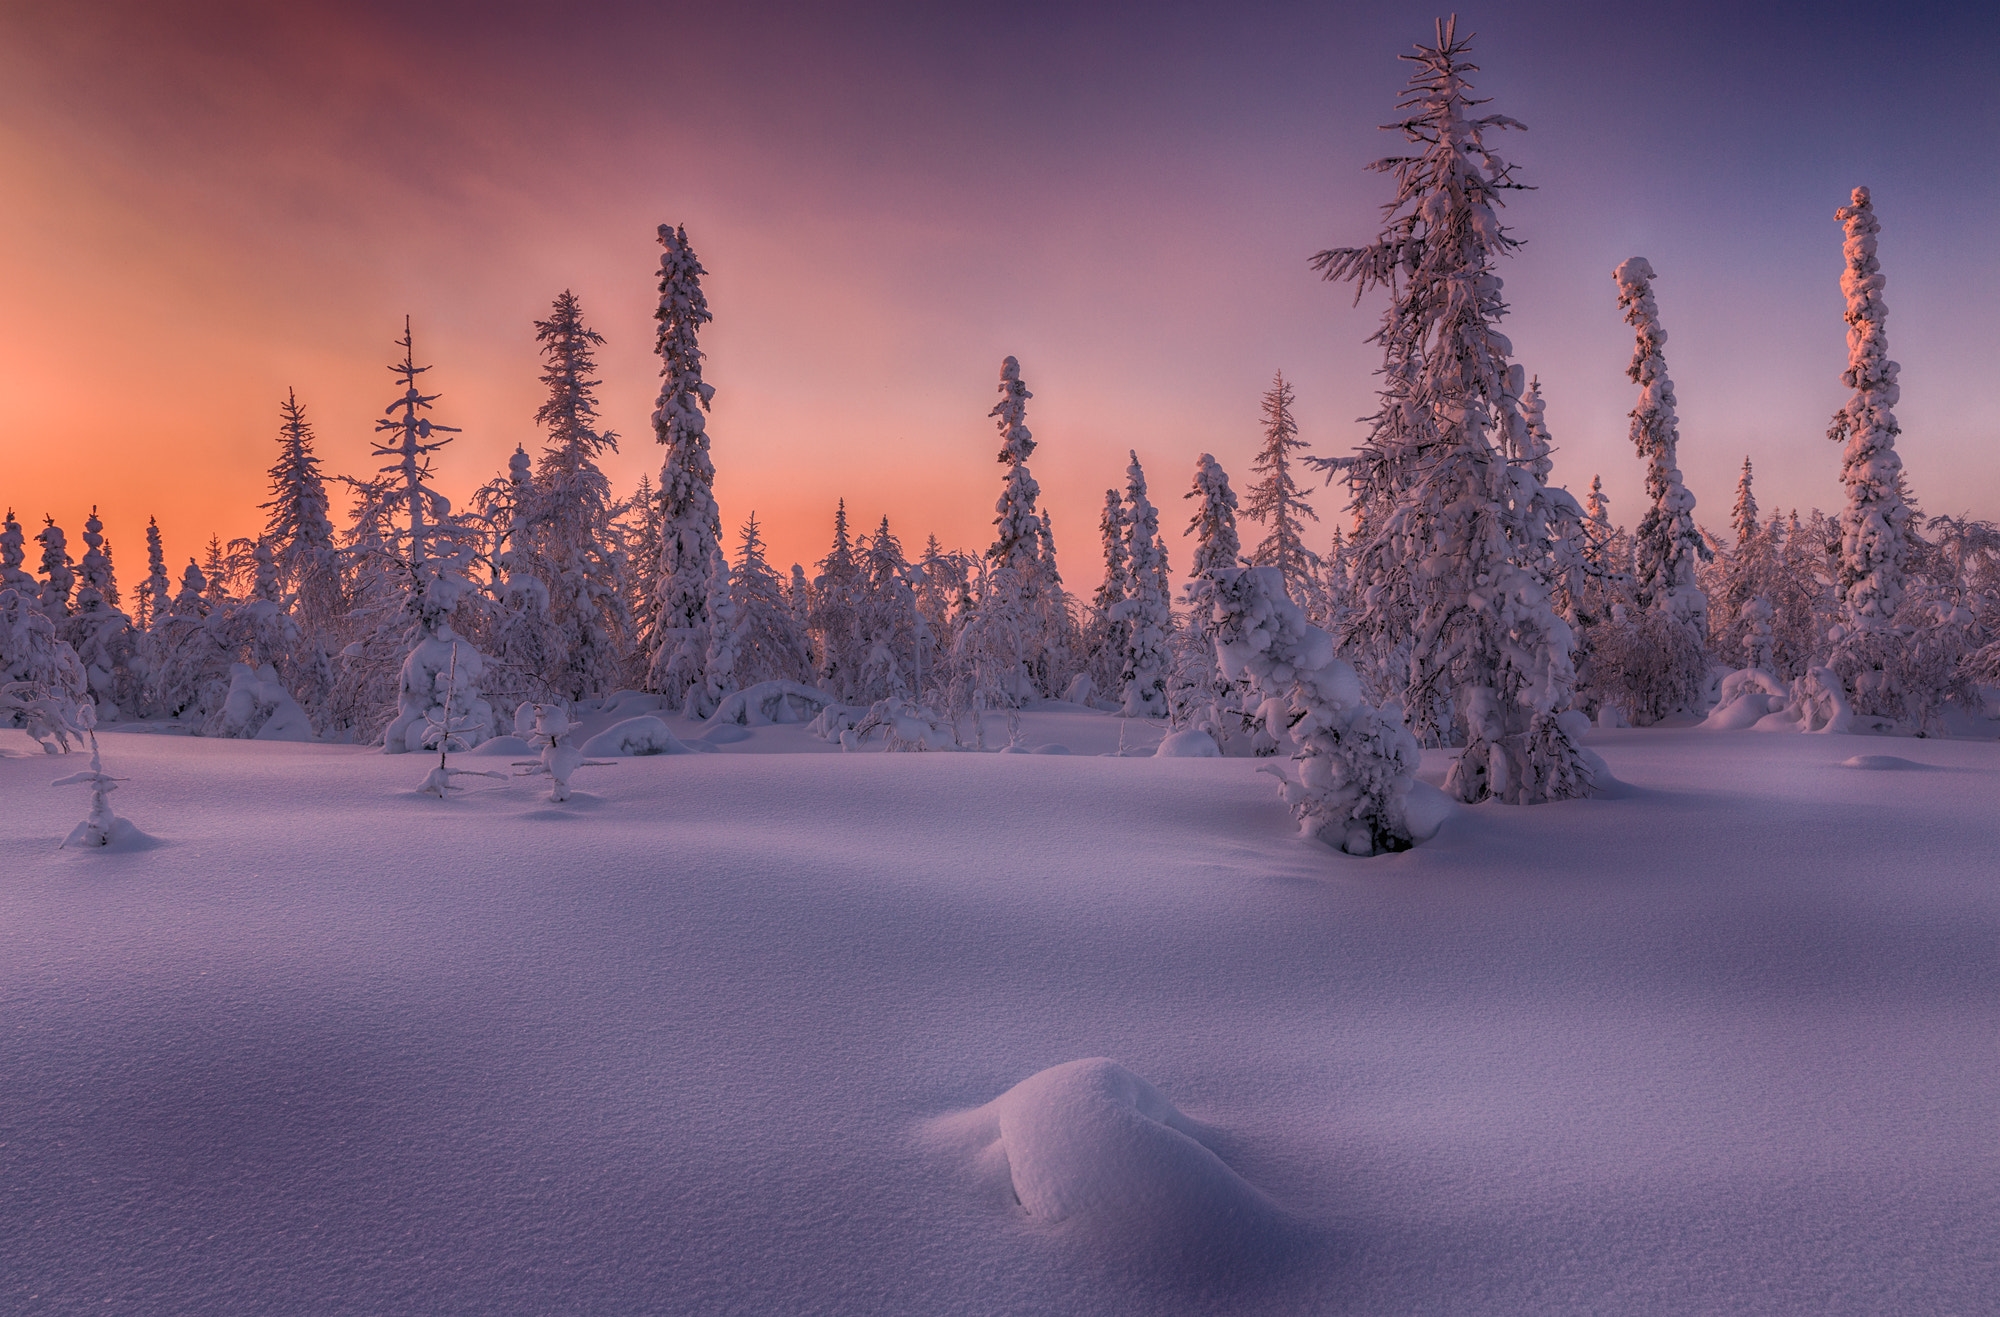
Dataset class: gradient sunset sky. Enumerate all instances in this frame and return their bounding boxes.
[3,1,1996,586]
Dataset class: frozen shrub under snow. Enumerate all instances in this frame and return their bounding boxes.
[581,715,694,757]
[1209,566,1436,855]
[511,703,612,802]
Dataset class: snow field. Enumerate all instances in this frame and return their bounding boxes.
[2,718,1996,1314]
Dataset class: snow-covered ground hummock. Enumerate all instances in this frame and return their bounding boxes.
[3,711,1996,1315]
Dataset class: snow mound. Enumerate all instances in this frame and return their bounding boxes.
[1154,729,1220,758]
[1401,778,1456,842]
[60,816,158,852]
[708,680,833,727]
[1842,754,1930,771]
[700,723,753,745]
[924,1058,1279,1237]
[468,735,531,757]
[581,716,695,758]
[1030,743,1070,755]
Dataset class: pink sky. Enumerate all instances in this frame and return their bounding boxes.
[3,2,1995,591]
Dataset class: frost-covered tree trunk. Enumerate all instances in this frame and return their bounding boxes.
[1114,452,1172,716]
[645,225,725,712]
[1309,20,1593,804]
[1210,567,1427,855]
[1243,372,1319,601]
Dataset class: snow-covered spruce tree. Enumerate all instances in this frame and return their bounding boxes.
[701,554,739,712]
[957,356,1067,706]
[857,516,919,701]
[1210,567,1425,855]
[1828,187,1911,633]
[729,514,812,687]
[809,500,866,700]
[645,224,726,712]
[138,518,172,635]
[1309,20,1594,804]
[1519,377,1590,623]
[62,507,138,721]
[1084,488,1129,701]
[366,320,494,753]
[624,471,664,645]
[527,290,632,700]
[143,559,228,724]
[263,388,344,640]
[36,518,74,617]
[204,539,312,739]
[1597,257,1711,723]
[0,512,34,594]
[0,584,88,747]
[1113,452,1172,716]
[1822,186,1946,724]
[1174,453,1258,747]
[1703,457,1770,671]
[476,445,560,716]
[913,535,968,697]
[1243,372,1320,602]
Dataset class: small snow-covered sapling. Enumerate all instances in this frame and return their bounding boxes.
[512,703,611,802]
[51,702,124,847]
[417,646,504,798]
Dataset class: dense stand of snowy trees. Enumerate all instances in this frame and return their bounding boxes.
[6,24,1999,846]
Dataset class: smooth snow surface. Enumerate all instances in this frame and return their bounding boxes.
[3,716,1997,1314]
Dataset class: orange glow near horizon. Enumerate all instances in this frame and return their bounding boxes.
[4,4,1997,599]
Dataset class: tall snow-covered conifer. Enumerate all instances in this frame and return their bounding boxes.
[729,515,812,687]
[645,224,726,712]
[528,290,631,699]
[1602,257,1709,722]
[1310,20,1593,803]
[37,518,74,617]
[366,319,493,753]
[139,518,171,633]
[1114,452,1172,716]
[263,389,343,639]
[1827,186,1910,630]
[1243,372,1320,601]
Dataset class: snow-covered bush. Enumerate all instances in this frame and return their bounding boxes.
[836,695,956,752]
[708,679,832,727]
[1209,566,1429,856]
[51,703,132,847]
[511,702,612,802]
[1,586,88,752]
[581,715,694,757]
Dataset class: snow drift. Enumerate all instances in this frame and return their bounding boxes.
[924,1058,1281,1238]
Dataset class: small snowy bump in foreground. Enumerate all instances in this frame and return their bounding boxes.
[581,715,695,757]
[922,1058,1283,1245]
[1841,753,1931,771]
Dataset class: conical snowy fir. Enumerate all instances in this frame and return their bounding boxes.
[1310,20,1594,804]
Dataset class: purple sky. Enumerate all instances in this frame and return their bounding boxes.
[2,1,1995,582]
